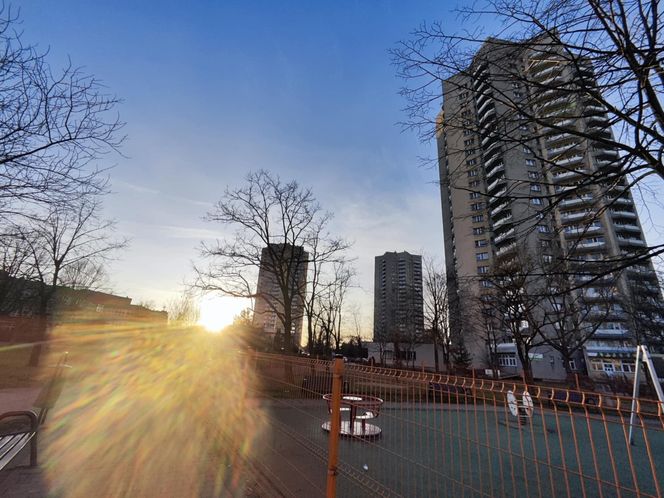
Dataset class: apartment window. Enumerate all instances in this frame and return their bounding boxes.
[466,159,477,166]
[480,279,492,288]
[469,192,481,199]
[478,266,489,274]
[540,239,551,247]
[531,198,543,205]
[475,239,488,248]
[526,159,536,167]
[468,169,479,177]
[471,202,484,211]
[459,91,469,100]
[498,353,518,367]
[461,110,471,117]
[530,183,542,192]
[528,171,539,179]
[472,215,484,223]
[543,255,553,263]
[472,227,485,235]
[468,180,480,188]
[538,225,550,233]
[520,124,529,131]
[476,252,489,261]
[464,138,475,147]
[523,146,533,154]
[513,91,523,98]
[465,148,477,157]
[463,129,473,136]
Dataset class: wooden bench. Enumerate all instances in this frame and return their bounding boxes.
[0,352,68,470]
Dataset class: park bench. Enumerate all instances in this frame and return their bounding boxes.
[0,352,68,470]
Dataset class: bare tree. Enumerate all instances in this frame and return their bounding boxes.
[393,0,664,274]
[300,216,351,354]
[483,251,545,381]
[0,7,123,222]
[196,170,348,351]
[535,258,617,378]
[19,197,127,364]
[166,289,201,327]
[622,268,664,350]
[423,257,452,372]
[312,262,355,355]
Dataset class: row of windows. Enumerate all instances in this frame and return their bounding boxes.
[498,354,518,367]
[589,360,635,373]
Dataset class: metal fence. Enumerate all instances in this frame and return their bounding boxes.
[248,351,664,498]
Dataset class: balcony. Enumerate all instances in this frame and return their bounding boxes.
[538,95,569,111]
[610,209,637,218]
[486,162,505,180]
[553,154,584,167]
[586,104,606,114]
[607,197,633,208]
[496,242,517,257]
[490,201,510,217]
[560,210,592,221]
[586,113,608,126]
[478,104,496,125]
[529,57,558,73]
[486,174,505,193]
[531,64,562,82]
[485,152,503,169]
[546,132,573,145]
[614,223,640,232]
[494,228,515,244]
[547,142,581,157]
[564,223,602,235]
[559,195,595,208]
[483,141,501,160]
[477,97,494,117]
[474,78,490,96]
[617,236,645,246]
[492,214,513,229]
[590,329,630,338]
[552,168,586,182]
[572,239,605,250]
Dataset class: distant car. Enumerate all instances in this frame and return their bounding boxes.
[428,382,469,403]
[548,389,600,407]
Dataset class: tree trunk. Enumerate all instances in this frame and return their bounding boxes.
[432,328,440,373]
[28,314,49,367]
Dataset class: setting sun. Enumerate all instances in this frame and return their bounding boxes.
[198,295,251,332]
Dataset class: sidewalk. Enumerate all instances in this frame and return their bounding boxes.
[0,390,325,497]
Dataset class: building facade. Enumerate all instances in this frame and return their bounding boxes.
[437,37,664,381]
[0,273,167,342]
[373,251,424,347]
[253,243,308,349]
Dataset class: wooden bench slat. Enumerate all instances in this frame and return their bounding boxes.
[0,434,22,454]
[0,433,34,470]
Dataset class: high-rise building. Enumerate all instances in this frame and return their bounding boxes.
[373,251,424,346]
[253,243,308,349]
[437,37,663,379]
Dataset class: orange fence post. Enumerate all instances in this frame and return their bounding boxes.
[326,355,344,498]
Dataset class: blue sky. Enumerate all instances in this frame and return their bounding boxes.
[18,1,461,325]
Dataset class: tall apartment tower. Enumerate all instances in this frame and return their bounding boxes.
[438,37,663,379]
[253,243,308,350]
[373,251,424,344]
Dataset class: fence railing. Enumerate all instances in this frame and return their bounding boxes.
[248,351,664,497]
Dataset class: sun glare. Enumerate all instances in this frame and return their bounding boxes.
[198,295,250,332]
